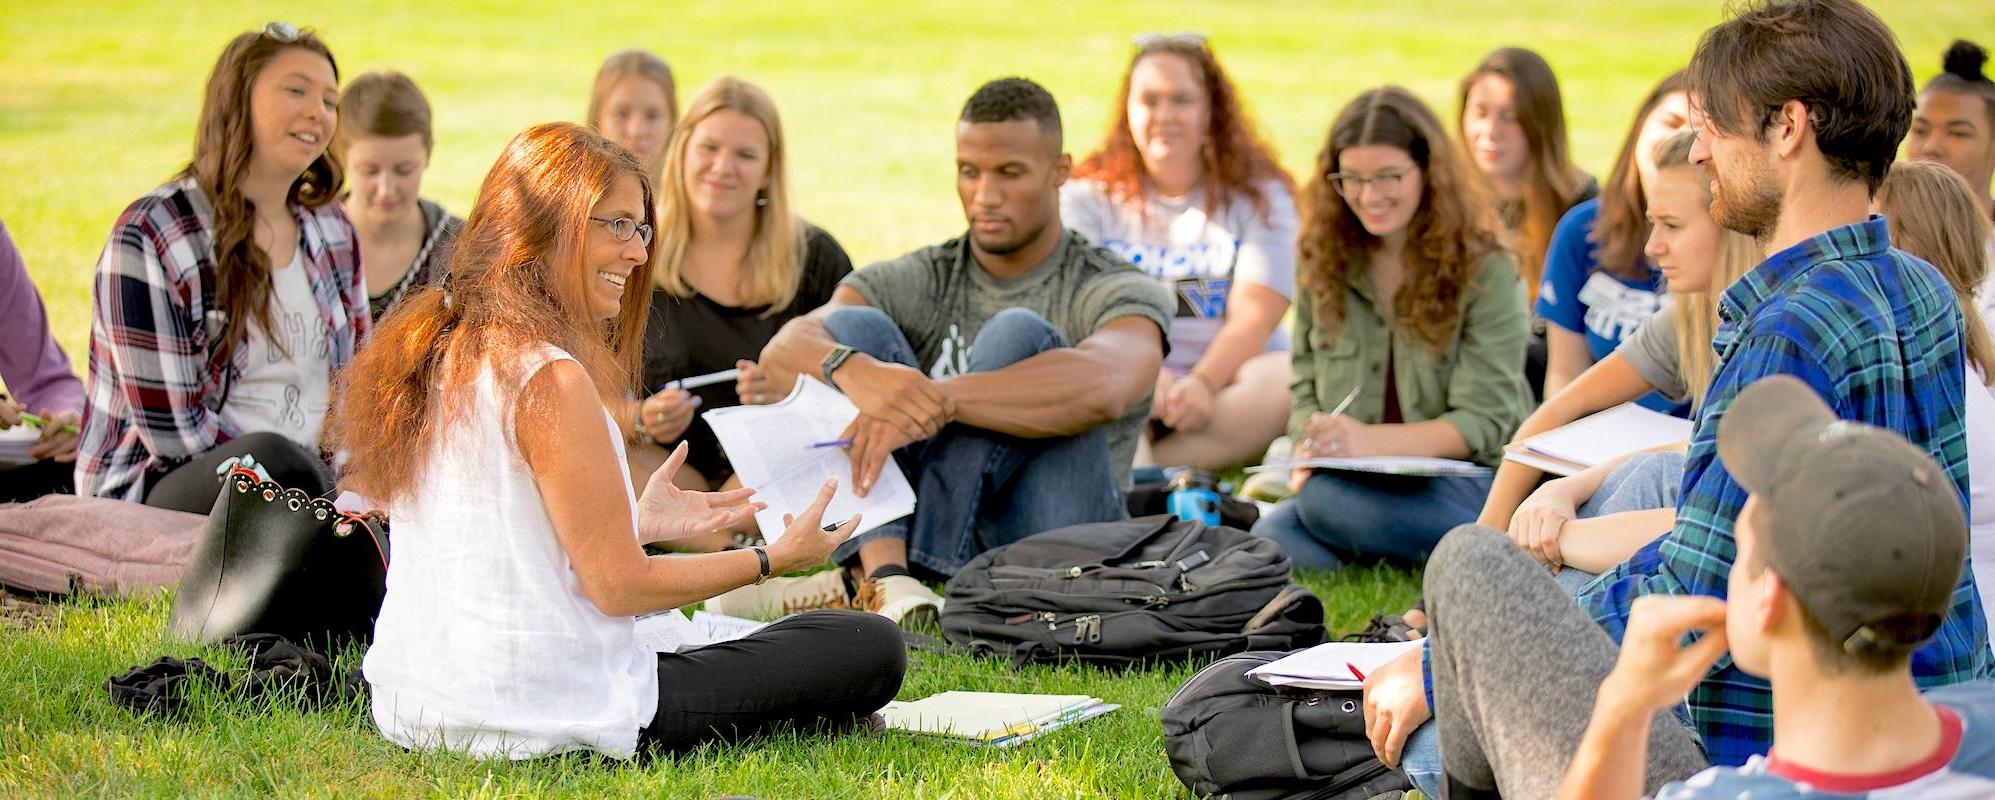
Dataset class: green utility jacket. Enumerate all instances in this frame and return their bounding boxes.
[1288,251,1532,467]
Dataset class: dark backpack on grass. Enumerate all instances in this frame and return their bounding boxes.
[1162,651,1413,800]
[939,515,1325,667]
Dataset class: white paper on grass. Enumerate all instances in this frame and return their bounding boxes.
[1247,456,1491,478]
[880,691,1105,741]
[1518,402,1691,468]
[701,376,916,543]
[1245,638,1426,690]
[634,609,768,654]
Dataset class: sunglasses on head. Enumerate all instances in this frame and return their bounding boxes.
[261,21,301,43]
[1132,32,1207,50]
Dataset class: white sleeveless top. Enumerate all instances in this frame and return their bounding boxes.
[363,345,658,759]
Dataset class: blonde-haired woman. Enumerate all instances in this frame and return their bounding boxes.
[1876,159,1995,621]
[587,49,677,186]
[626,76,853,511]
[1491,130,1758,580]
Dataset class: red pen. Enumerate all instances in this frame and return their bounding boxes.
[1347,662,1367,681]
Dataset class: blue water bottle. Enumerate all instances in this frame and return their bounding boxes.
[1165,468,1222,526]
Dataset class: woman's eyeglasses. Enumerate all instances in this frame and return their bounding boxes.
[1325,169,1414,199]
[591,216,654,247]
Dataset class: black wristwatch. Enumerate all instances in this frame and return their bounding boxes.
[821,344,856,391]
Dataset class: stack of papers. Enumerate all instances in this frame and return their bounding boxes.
[1503,403,1692,476]
[703,376,916,543]
[635,609,768,654]
[0,425,34,468]
[1246,639,1426,690]
[881,691,1119,748]
[1247,456,1491,478]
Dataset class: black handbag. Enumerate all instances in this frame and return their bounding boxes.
[166,466,389,648]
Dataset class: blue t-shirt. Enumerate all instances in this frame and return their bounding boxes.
[1534,198,1685,416]
[1651,682,1995,798]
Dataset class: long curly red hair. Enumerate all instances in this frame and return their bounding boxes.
[1297,87,1505,351]
[1073,39,1290,218]
[327,122,656,501]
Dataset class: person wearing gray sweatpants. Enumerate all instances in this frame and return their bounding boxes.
[1424,524,1708,797]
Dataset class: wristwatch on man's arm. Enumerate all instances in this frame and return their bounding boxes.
[820,344,856,392]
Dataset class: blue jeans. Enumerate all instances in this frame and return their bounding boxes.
[824,307,1126,578]
[1249,470,1492,570]
[1403,450,1688,796]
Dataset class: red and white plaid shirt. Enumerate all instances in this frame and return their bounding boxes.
[77,175,369,501]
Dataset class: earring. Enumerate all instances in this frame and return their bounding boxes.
[755,190,769,208]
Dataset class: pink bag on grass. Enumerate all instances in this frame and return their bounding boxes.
[0,495,204,596]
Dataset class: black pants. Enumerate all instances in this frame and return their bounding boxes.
[640,610,906,753]
[142,432,333,514]
[0,459,75,503]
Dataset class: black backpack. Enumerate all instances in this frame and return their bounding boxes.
[939,515,1326,667]
[1162,651,1414,800]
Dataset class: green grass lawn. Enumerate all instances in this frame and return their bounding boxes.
[4,1,1992,797]
[1,566,1419,798]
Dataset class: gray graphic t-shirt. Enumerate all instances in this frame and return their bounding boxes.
[842,230,1172,486]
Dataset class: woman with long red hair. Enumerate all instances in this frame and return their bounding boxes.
[330,122,903,759]
[77,23,364,512]
[1065,34,1297,472]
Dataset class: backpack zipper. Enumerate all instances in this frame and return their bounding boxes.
[1071,614,1103,644]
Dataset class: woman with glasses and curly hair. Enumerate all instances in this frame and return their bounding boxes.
[77,23,365,512]
[1250,86,1531,571]
[1063,34,1297,472]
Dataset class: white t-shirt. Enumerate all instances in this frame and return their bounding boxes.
[1967,367,1995,623]
[220,248,331,448]
[364,345,658,760]
[1060,177,1298,373]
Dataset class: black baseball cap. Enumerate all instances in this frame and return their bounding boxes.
[1716,376,1967,656]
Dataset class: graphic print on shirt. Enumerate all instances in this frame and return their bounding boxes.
[928,323,971,379]
[233,305,332,435]
[1576,272,1664,343]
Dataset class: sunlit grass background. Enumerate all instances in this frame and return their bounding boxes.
[2,1,1988,796]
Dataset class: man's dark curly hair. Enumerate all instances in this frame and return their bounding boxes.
[959,77,1062,147]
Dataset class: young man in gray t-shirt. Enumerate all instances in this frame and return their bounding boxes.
[747,77,1172,625]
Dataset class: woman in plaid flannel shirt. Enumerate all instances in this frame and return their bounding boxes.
[76,23,368,512]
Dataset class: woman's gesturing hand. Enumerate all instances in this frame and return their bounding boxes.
[635,442,764,544]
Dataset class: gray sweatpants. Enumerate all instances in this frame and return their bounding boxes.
[1426,525,1708,798]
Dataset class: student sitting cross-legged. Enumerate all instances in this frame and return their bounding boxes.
[1061,34,1298,472]
[1247,86,1532,572]
[1362,3,1991,792]
[78,24,366,512]
[737,77,1173,625]
[1428,376,1995,799]
[1483,129,1759,585]
[329,122,904,760]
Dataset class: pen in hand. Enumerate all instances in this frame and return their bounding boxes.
[19,412,80,435]
[808,438,853,449]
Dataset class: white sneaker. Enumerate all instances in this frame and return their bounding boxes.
[857,574,943,629]
[704,570,850,619]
